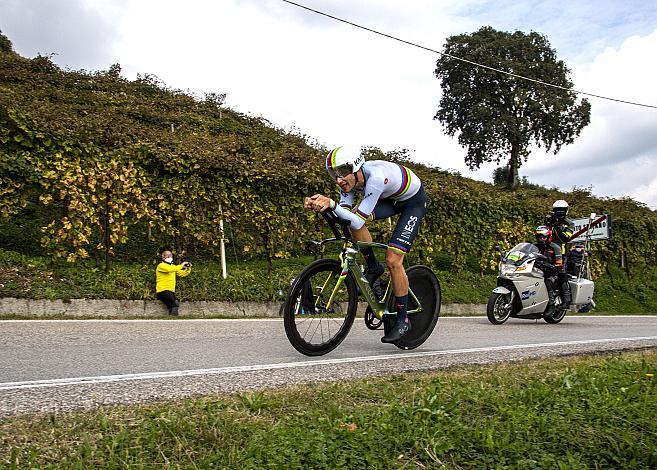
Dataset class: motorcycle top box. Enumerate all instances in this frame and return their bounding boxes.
[569,278,594,305]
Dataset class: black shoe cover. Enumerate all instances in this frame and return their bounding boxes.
[381,319,411,343]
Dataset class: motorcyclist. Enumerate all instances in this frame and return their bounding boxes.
[544,200,574,309]
[544,200,575,254]
[532,225,563,317]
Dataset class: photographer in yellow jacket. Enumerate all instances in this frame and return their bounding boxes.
[155,248,191,316]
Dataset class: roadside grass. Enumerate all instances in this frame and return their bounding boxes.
[2,248,657,313]
[1,350,656,468]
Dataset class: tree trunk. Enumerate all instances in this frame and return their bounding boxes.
[507,145,519,190]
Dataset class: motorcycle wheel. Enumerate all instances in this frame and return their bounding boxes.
[544,307,567,324]
[487,292,512,325]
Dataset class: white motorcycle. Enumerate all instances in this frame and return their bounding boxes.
[487,243,595,325]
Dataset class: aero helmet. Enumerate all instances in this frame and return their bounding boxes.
[552,199,569,219]
[535,225,552,244]
[326,146,365,180]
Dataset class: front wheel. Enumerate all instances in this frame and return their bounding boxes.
[389,265,441,350]
[283,258,358,356]
[487,292,513,325]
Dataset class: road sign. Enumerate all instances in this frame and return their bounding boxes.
[570,214,611,242]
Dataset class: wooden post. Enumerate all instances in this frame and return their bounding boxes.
[219,203,227,279]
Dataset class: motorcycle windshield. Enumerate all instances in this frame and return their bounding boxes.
[503,243,539,266]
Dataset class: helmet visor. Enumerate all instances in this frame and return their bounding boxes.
[328,163,353,179]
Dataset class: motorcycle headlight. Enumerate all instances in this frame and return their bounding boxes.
[500,264,517,275]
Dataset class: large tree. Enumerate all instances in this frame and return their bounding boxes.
[434,26,591,189]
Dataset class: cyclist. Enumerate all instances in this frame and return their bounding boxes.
[304,146,427,343]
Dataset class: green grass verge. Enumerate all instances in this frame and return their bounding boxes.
[2,248,657,312]
[1,350,655,468]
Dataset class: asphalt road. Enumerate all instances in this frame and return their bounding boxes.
[1,315,656,417]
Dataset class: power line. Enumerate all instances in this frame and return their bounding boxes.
[280,0,657,110]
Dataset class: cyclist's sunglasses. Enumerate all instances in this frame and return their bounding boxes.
[329,164,353,179]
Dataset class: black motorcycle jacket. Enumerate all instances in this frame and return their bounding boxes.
[533,241,563,275]
[544,214,575,250]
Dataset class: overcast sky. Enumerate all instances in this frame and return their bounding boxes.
[2,0,656,209]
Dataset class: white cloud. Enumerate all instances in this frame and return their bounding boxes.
[522,30,657,208]
[0,0,118,70]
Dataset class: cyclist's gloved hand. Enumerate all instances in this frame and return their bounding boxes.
[304,194,335,212]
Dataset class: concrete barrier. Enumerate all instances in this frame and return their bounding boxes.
[0,297,486,318]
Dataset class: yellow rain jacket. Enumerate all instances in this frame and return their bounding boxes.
[156,262,191,293]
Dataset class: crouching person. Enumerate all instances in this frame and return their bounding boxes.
[155,249,192,316]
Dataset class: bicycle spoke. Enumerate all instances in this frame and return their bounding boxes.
[293,267,350,347]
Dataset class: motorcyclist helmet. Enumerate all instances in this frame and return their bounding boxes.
[535,225,552,244]
[552,200,569,219]
[326,146,365,180]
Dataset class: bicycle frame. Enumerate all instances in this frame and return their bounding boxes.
[321,238,424,320]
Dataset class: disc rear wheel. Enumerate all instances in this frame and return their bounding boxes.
[388,265,441,350]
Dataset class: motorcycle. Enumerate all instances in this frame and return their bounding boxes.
[487,242,595,325]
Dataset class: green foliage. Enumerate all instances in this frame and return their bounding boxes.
[435,26,591,188]
[0,37,655,284]
[1,351,656,467]
[492,165,535,188]
[3,249,657,312]
[0,31,12,54]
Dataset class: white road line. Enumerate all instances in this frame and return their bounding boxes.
[0,318,285,323]
[1,336,656,391]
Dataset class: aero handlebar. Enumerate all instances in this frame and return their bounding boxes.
[321,209,352,241]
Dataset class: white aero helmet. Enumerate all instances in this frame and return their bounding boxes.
[325,146,364,180]
[552,199,569,218]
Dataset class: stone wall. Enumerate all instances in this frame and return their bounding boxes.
[0,298,486,318]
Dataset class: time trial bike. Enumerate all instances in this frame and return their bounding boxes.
[283,210,441,356]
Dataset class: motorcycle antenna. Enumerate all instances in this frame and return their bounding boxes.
[578,213,596,281]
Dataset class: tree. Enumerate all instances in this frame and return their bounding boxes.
[0,31,13,54]
[434,26,591,189]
